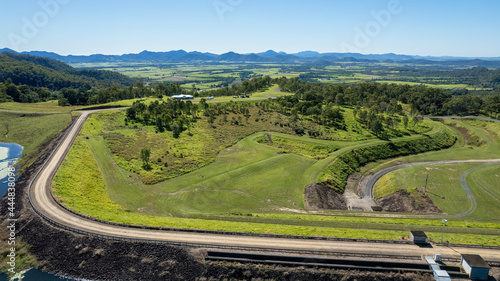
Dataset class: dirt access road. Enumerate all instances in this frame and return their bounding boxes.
[28,110,500,261]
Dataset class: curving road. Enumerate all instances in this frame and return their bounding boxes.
[28,110,500,261]
[358,115,500,211]
[360,160,500,202]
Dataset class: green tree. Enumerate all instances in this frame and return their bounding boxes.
[335,93,345,106]
[369,119,384,137]
[485,93,500,119]
[140,148,151,170]
[6,84,20,102]
[156,117,164,132]
[58,98,70,106]
[172,122,182,138]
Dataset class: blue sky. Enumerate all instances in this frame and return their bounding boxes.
[1,0,499,57]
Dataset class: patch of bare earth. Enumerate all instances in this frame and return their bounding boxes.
[304,183,347,210]
[376,187,442,213]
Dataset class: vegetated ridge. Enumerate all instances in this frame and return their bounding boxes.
[0,52,136,89]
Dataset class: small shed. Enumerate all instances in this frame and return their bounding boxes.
[409,231,427,244]
[461,254,490,281]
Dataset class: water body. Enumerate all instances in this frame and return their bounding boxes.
[0,143,23,198]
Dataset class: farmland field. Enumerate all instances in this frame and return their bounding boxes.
[72,61,495,92]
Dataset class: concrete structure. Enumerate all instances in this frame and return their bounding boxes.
[426,256,451,281]
[409,231,427,244]
[434,254,442,262]
[433,269,451,281]
[461,254,490,281]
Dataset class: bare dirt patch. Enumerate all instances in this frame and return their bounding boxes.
[376,188,442,213]
[304,183,347,210]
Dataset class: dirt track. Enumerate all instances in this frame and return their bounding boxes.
[28,111,500,261]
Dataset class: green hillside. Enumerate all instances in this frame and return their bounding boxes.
[0,52,136,90]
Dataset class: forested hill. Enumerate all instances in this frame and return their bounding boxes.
[0,52,136,90]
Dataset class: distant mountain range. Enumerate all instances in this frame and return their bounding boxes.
[1,48,500,67]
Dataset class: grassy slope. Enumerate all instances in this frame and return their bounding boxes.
[0,100,83,113]
[251,84,291,98]
[53,137,127,213]
[374,163,500,222]
[0,112,72,165]
[53,130,500,244]
[405,119,500,161]
[315,119,455,192]
[52,111,500,244]
[93,106,315,185]
[373,119,500,223]
[467,164,500,220]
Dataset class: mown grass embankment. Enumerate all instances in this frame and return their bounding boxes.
[52,133,500,245]
[69,108,434,215]
[52,111,500,245]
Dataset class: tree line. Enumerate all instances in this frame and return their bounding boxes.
[1,52,499,120]
[126,99,200,138]
[274,77,500,118]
